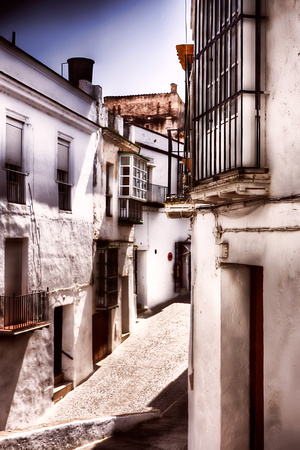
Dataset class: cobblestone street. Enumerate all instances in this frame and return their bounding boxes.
[0,293,190,449]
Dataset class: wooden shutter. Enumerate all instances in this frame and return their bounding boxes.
[6,118,23,167]
[57,139,69,172]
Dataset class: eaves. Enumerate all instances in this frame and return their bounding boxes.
[0,37,95,103]
[102,127,140,153]
[0,72,99,134]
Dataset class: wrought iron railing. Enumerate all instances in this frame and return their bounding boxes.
[119,198,143,223]
[96,291,119,310]
[0,291,49,332]
[6,166,26,204]
[57,181,72,211]
[146,183,168,204]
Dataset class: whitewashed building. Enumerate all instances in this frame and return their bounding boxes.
[0,38,103,430]
[92,113,140,361]
[129,124,191,309]
[167,1,300,448]
[0,37,140,431]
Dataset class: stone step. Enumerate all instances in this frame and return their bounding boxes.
[53,379,73,404]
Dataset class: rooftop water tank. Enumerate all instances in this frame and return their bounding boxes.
[67,57,95,86]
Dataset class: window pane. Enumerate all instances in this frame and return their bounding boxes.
[6,119,22,167]
[57,140,69,172]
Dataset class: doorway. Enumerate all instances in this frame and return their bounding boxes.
[250,266,264,449]
[92,311,109,364]
[54,306,63,376]
[221,264,264,449]
[174,241,191,292]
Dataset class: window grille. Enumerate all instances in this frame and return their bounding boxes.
[106,163,113,217]
[5,118,26,204]
[57,138,72,211]
[193,0,263,182]
[119,198,143,223]
[97,247,118,309]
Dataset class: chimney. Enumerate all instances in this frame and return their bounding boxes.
[67,57,95,86]
[170,83,177,94]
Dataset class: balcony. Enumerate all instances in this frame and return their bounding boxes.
[146,183,168,205]
[190,168,270,205]
[164,194,195,219]
[0,291,49,335]
[119,198,143,224]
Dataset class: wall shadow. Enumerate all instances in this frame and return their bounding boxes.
[0,333,31,430]
[93,369,188,449]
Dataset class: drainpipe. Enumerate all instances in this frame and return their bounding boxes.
[167,129,172,196]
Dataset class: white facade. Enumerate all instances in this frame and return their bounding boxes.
[93,120,138,354]
[0,38,139,431]
[132,125,191,309]
[184,1,300,449]
[0,38,101,430]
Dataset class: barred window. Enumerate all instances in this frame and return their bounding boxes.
[57,138,72,211]
[5,117,26,204]
[97,247,118,309]
[193,0,263,181]
[106,163,113,217]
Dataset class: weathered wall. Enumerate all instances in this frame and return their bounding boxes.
[189,203,300,449]
[135,207,190,309]
[0,327,52,430]
[0,53,97,430]
[189,2,300,448]
[104,88,185,139]
[93,128,136,351]
[188,212,221,450]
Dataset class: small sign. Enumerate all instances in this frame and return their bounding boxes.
[168,252,173,261]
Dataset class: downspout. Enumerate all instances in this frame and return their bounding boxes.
[167,129,172,196]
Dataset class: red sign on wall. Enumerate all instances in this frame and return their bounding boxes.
[168,252,173,261]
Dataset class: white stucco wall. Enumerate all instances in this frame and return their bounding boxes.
[0,44,98,430]
[134,125,184,195]
[92,129,136,352]
[135,207,190,308]
[189,2,300,448]
[0,39,99,122]
[190,203,300,449]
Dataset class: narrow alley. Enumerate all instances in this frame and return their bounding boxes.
[0,293,190,449]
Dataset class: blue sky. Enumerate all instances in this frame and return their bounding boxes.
[0,0,192,100]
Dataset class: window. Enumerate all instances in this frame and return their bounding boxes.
[119,154,147,200]
[119,154,147,223]
[106,163,113,217]
[5,117,26,204]
[57,138,72,211]
[119,198,143,223]
[97,247,118,309]
[193,0,263,181]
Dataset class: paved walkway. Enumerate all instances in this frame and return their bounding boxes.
[39,293,190,426]
[0,293,190,449]
[78,371,188,449]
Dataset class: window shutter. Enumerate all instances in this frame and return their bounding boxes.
[57,140,69,172]
[6,119,23,167]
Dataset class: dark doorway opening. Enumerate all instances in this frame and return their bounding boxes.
[93,311,109,364]
[54,306,63,376]
[174,241,191,293]
[250,266,264,449]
